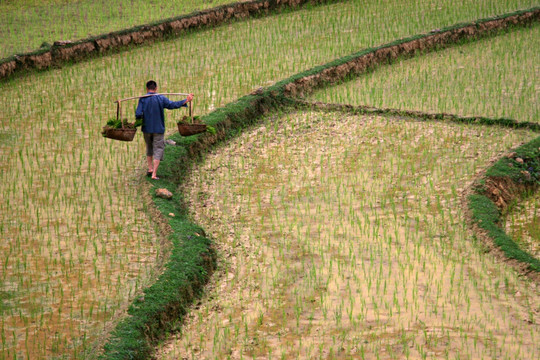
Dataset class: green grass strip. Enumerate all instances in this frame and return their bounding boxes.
[469,194,540,272]
[99,185,216,359]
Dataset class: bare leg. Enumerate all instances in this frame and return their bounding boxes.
[152,159,160,179]
[147,156,154,172]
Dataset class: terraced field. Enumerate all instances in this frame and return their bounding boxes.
[161,111,538,359]
[0,0,538,359]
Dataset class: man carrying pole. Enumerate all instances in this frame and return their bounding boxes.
[135,80,194,179]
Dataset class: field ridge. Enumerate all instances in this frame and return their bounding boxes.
[293,99,540,132]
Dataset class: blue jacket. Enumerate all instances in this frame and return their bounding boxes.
[135,93,188,134]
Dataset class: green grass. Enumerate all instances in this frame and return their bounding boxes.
[485,136,540,182]
[309,23,540,122]
[100,201,215,360]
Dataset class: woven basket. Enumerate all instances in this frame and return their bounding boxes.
[177,123,207,136]
[103,127,137,141]
[177,103,206,136]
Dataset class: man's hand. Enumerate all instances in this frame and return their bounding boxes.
[187,93,194,102]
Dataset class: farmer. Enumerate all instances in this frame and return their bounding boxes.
[135,80,193,180]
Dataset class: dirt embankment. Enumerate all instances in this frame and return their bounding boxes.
[0,0,327,80]
[293,100,540,133]
[484,175,532,210]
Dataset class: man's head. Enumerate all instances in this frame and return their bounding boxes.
[146,80,157,92]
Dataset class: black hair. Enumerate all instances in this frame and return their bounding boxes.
[146,80,157,90]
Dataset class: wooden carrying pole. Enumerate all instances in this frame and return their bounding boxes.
[115,93,191,104]
[114,93,191,124]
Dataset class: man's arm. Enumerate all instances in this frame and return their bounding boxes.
[163,94,194,109]
[163,98,187,109]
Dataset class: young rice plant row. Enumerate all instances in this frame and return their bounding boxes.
[0,0,537,358]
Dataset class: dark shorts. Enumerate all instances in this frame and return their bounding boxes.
[143,133,165,160]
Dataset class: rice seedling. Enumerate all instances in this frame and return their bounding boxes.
[160,111,539,359]
[1,0,538,358]
[309,23,540,123]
